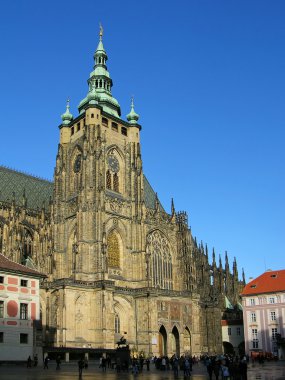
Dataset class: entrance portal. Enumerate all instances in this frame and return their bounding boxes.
[183,326,191,355]
[159,325,167,356]
[172,326,180,356]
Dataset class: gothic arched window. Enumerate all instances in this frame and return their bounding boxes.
[113,173,119,192]
[22,229,33,264]
[146,230,173,290]
[107,232,120,268]
[106,170,112,190]
[115,314,120,334]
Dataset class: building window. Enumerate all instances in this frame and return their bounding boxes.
[71,126,74,136]
[270,311,276,321]
[102,117,108,126]
[250,312,256,322]
[91,113,94,118]
[228,327,231,336]
[121,126,127,136]
[115,314,120,334]
[0,276,3,284]
[250,298,255,306]
[272,328,278,340]
[20,333,28,344]
[146,230,173,290]
[20,303,28,320]
[0,301,4,318]
[111,122,118,132]
[237,327,241,336]
[0,332,3,343]
[269,297,275,304]
[77,122,81,132]
[252,328,258,348]
[20,279,28,287]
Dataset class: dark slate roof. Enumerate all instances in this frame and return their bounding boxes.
[0,165,162,212]
[143,175,165,211]
[0,166,53,210]
[0,254,46,278]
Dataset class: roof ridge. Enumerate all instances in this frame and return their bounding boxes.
[0,164,53,184]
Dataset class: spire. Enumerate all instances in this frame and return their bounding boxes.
[212,248,216,266]
[78,25,121,117]
[61,99,73,125]
[127,97,140,125]
[171,198,175,216]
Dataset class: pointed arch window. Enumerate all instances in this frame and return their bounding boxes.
[146,231,173,290]
[113,173,119,192]
[115,314,120,334]
[22,229,33,265]
[106,170,112,190]
[107,232,120,268]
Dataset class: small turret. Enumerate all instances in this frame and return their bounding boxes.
[127,97,140,125]
[61,99,73,125]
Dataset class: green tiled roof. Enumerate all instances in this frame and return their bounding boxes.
[0,166,53,210]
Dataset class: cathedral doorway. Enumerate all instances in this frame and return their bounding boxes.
[158,325,167,356]
[172,326,180,356]
[183,326,191,354]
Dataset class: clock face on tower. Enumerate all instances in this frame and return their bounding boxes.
[108,156,119,173]
[73,154,82,173]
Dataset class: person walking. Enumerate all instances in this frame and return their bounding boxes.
[44,356,49,369]
[56,355,61,370]
[78,358,84,378]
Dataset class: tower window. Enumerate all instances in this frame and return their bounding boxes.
[106,170,112,190]
[0,276,3,284]
[91,113,94,118]
[112,122,118,132]
[113,173,119,193]
[102,117,108,126]
[121,127,127,136]
[71,127,74,136]
[77,122,81,132]
[107,232,120,268]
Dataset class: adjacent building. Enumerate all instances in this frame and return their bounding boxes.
[241,269,285,359]
[0,254,45,361]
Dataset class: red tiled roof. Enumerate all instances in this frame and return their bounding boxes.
[241,269,285,296]
[0,254,46,278]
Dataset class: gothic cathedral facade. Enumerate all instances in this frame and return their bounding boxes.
[0,32,245,357]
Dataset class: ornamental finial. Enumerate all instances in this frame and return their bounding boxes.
[99,23,103,41]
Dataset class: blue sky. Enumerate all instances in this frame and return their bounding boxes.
[0,1,284,281]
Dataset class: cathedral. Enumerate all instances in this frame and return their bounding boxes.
[0,29,245,357]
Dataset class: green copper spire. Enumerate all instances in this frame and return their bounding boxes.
[78,25,121,117]
[127,97,139,125]
[61,99,73,125]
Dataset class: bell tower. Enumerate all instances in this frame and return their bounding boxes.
[53,28,142,282]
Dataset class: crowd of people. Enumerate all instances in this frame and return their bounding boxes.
[202,354,248,380]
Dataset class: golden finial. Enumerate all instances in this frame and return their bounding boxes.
[99,23,103,40]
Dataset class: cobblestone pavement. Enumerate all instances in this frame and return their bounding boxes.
[0,361,284,380]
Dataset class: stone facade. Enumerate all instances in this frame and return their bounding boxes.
[0,33,245,357]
